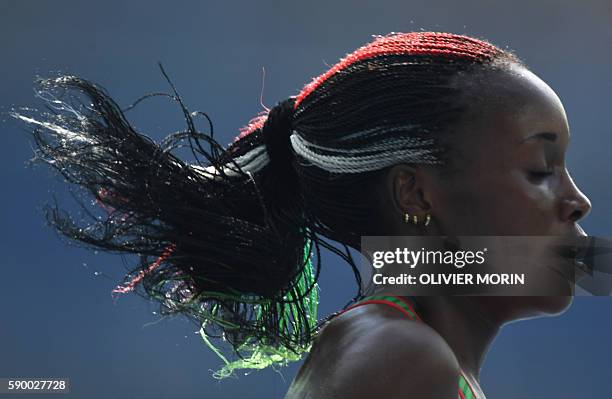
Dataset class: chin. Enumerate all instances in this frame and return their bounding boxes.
[522,268,576,317]
[507,295,574,320]
[534,295,574,316]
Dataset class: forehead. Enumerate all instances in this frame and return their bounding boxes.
[446,64,570,164]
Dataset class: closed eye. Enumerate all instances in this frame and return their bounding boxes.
[528,170,554,182]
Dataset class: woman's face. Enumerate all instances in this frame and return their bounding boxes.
[393,63,592,318]
[428,63,591,238]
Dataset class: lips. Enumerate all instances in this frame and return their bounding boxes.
[574,259,591,280]
[553,244,581,261]
[552,239,593,281]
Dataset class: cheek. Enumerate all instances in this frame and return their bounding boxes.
[436,171,556,235]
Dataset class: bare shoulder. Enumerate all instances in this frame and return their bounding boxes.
[286,305,460,399]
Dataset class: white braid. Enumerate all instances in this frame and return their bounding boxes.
[11,113,96,145]
[190,144,270,179]
[191,127,441,178]
[295,135,435,155]
[290,131,441,173]
[334,124,422,142]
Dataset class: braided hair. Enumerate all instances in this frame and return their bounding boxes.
[12,32,524,377]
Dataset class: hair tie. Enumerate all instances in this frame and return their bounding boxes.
[261,97,296,171]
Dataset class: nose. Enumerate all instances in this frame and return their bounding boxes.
[561,172,592,223]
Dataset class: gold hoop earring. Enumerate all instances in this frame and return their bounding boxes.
[402,212,432,227]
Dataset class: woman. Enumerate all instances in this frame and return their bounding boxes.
[15,32,591,398]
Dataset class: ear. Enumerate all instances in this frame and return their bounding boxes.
[386,164,433,218]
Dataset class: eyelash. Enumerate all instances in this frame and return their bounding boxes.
[528,170,554,181]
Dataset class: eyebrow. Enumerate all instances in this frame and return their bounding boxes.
[520,132,558,144]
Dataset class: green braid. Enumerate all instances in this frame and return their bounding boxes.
[199,232,319,378]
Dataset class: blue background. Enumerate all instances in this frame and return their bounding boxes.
[2,0,612,398]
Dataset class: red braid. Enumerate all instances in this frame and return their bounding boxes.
[235,32,502,140]
[294,32,502,109]
[235,111,269,141]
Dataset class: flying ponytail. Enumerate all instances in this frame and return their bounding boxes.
[12,70,320,378]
